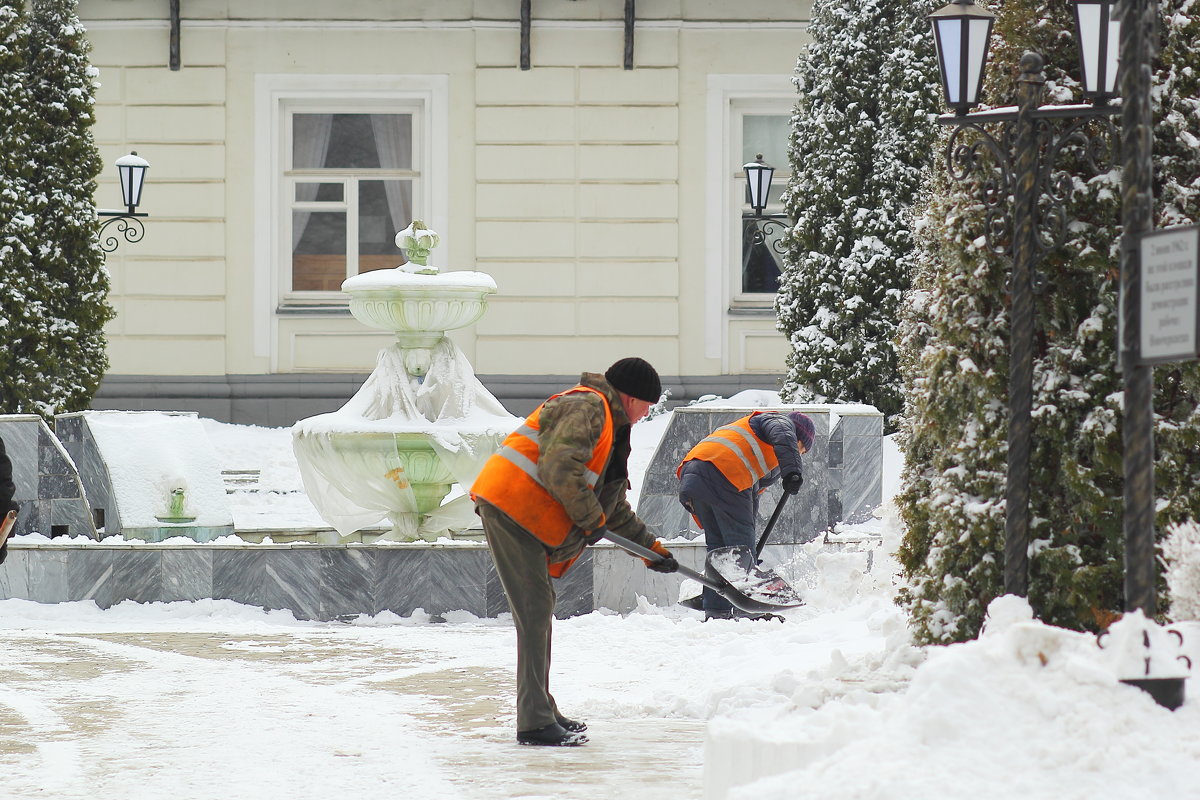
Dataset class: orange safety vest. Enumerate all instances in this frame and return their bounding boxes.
[471,385,615,550]
[677,413,779,492]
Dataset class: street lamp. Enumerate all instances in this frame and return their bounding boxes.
[929,0,1121,597]
[742,154,789,290]
[97,151,150,254]
[929,0,995,114]
[744,154,775,217]
[1073,0,1122,99]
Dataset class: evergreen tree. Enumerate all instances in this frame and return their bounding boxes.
[896,0,1200,643]
[776,0,941,423]
[7,0,112,415]
[0,1,39,412]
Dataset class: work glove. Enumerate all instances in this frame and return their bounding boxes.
[643,540,679,573]
[783,472,804,495]
[580,515,607,545]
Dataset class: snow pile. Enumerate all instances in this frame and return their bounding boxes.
[84,411,232,528]
[200,417,325,530]
[708,593,1200,800]
[1163,519,1200,621]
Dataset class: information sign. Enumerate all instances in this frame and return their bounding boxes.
[1139,225,1200,364]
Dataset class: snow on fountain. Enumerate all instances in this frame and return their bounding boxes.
[291,223,519,541]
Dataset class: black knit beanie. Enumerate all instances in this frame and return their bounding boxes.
[604,357,662,403]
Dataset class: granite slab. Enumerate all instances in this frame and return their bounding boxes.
[0,414,97,540]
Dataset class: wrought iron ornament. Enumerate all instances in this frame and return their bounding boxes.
[97,214,146,254]
[746,216,789,256]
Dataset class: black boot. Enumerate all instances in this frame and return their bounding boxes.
[704,609,734,622]
[517,722,588,746]
[556,715,587,732]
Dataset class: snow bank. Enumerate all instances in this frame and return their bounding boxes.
[708,594,1200,800]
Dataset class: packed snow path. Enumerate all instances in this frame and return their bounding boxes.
[0,599,888,800]
[0,618,706,799]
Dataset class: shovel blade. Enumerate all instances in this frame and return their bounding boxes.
[706,546,804,611]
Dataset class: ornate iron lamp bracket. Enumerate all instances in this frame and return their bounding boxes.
[939,86,1120,286]
[96,213,147,254]
[746,214,790,257]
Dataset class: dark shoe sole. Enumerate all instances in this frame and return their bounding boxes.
[517,722,588,746]
[517,732,588,746]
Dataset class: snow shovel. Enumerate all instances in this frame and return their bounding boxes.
[600,529,803,614]
[677,491,791,610]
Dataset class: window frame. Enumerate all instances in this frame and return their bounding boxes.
[253,74,448,362]
[703,75,795,365]
[731,103,792,305]
[283,107,422,300]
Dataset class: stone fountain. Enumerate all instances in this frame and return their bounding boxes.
[292,222,519,541]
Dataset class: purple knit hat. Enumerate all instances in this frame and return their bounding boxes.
[789,412,816,452]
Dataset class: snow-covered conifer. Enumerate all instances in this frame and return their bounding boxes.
[896,0,1200,643]
[0,1,39,411]
[776,0,940,422]
[8,0,112,415]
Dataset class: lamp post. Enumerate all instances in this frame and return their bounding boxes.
[97,151,150,254]
[929,0,1121,596]
[1115,0,1158,615]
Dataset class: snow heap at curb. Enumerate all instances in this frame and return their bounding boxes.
[706,594,1200,800]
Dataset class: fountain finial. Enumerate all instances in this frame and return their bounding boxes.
[396,220,441,272]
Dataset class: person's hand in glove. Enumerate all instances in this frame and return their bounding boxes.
[783,472,804,495]
[581,515,607,545]
[642,540,678,573]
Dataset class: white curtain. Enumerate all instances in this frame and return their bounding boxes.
[370,114,414,235]
[291,113,334,251]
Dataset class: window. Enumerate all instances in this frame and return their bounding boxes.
[733,105,791,302]
[703,76,794,367]
[254,75,447,362]
[286,107,420,297]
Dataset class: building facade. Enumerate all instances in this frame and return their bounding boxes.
[80,0,811,421]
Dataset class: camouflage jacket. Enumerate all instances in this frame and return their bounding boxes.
[534,372,657,565]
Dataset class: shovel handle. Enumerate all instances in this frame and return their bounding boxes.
[598,529,728,595]
[755,490,791,557]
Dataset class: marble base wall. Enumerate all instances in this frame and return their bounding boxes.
[0,543,595,621]
[636,405,883,545]
[0,540,874,619]
[0,414,97,540]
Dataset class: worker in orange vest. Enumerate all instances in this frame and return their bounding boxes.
[677,411,815,620]
[471,357,677,747]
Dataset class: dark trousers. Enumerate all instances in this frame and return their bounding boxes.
[476,502,562,732]
[684,492,757,613]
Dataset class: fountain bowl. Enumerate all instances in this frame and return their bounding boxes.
[322,429,455,516]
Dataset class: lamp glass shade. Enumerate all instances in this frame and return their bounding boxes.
[1073,0,1121,97]
[743,156,774,216]
[930,0,995,111]
[115,152,150,210]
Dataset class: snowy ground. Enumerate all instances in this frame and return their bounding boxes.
[3,395,1199,799]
